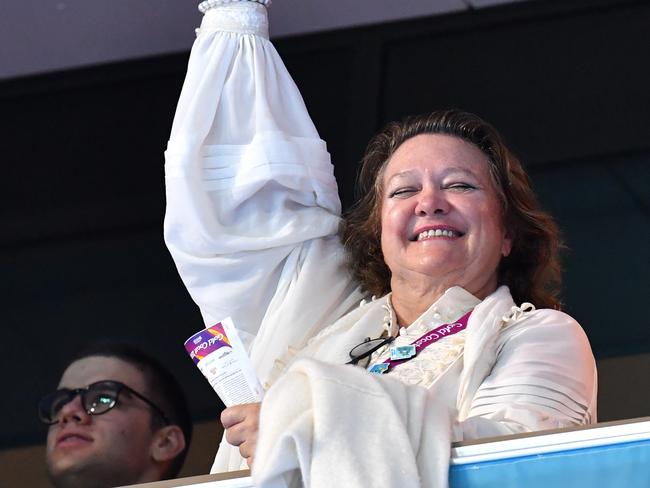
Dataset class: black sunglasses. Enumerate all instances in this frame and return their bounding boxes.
[38,380,170,426]
[347,334,396,366]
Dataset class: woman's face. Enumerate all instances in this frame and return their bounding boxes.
[380,134,512,299]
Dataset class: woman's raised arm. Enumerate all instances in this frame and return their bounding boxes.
[164,3,358,348]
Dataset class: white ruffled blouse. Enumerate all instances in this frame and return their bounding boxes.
[368,288,478,389]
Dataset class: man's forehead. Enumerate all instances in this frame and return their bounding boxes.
[59,355,146,391]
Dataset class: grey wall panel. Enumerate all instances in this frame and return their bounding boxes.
[2,230,214,447]
[0,0,469,80]
[380,1,650,165]
[531,151,650,356]
[0,57,187,245]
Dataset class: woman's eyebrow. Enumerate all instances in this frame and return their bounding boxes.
[385,170,417,185]
[387,166,478,183]
[441,166,479,178]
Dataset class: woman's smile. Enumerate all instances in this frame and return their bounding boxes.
[412,225,464,241]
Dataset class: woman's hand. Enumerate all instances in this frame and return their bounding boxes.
[221,402,261,468]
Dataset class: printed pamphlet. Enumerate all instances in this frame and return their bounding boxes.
[184,318,264,406]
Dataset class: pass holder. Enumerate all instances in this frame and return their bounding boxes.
[368,363,390,374]
[368,309,473,375]
[389,345,416,360]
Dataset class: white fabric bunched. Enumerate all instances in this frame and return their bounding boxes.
[255,359,454,488]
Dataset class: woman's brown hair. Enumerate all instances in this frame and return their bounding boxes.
[340,109,563,309]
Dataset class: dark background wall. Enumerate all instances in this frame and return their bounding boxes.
[1,0,648,462]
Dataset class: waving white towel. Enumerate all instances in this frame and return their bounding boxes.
[253,358,454,488]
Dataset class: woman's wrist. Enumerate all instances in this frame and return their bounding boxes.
[198,1,269,39]
[198,0,271,14]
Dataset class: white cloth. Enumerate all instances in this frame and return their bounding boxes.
[255,359,454,488]
[254,286,597,488]
[164,3,598,483]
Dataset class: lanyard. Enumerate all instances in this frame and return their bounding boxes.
[368,309,472,374]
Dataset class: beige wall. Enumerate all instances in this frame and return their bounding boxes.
[596,353,650,422]
[3,353,649,487]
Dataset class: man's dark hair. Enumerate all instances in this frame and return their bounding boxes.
[67,342,193,479]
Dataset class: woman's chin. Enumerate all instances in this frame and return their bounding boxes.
[393,262,464,284]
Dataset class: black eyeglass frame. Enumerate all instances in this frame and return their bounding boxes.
[38,380,170,426]
[346,334,396,366]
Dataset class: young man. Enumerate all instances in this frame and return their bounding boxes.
[40,343,192,488]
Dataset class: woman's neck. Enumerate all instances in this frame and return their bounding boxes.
[389,272,496,327]
[390,264,497,327]
[389,278,449,327]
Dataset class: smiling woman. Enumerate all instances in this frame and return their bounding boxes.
[163,2,597,486]
[379,133,511,323]
[343,110,561,311]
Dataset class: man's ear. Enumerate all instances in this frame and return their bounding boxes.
[151,425,186,463]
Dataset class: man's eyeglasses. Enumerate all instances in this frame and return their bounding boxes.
[38,380,170,426]
[347,334,395,366]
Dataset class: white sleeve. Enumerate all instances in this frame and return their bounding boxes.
[457,310,598,440]
[163,3,345,340]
